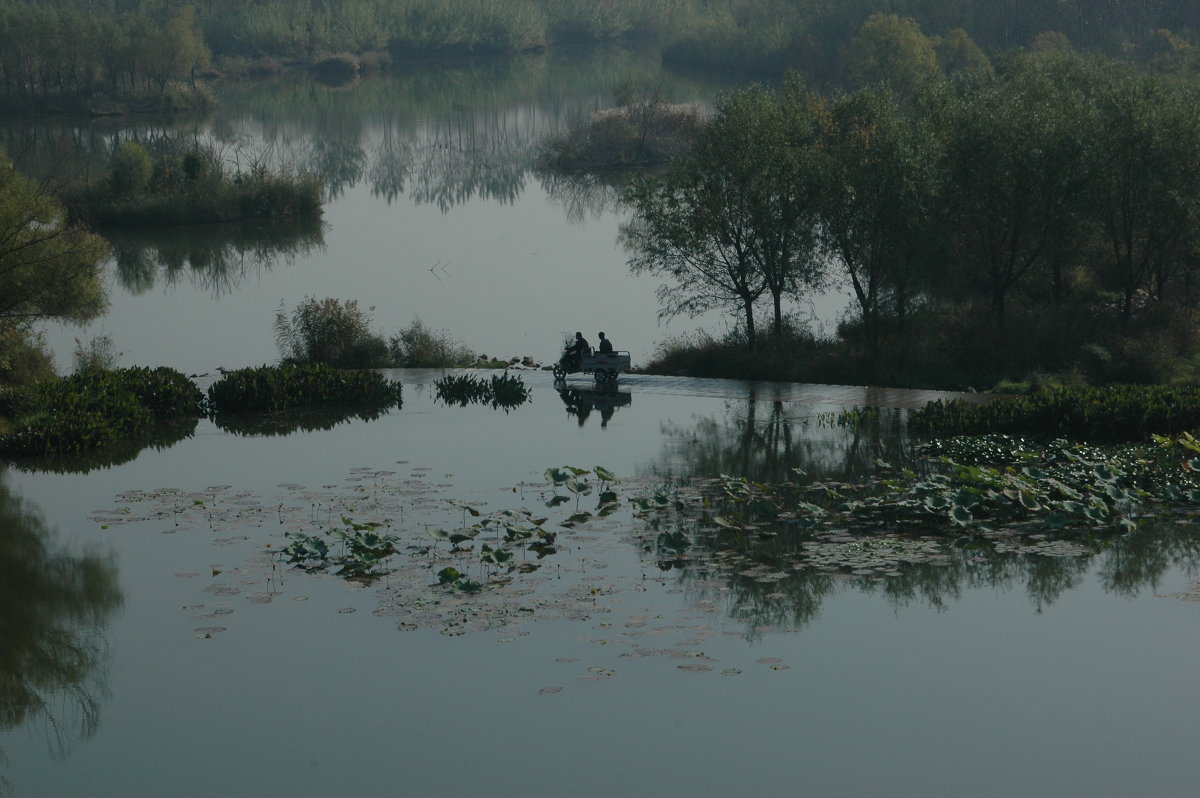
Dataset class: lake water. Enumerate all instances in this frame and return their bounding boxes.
[4,372,1200,797]
[3,47,845,376]
[4,51,1200,798]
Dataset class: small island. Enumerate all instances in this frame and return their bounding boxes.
[61,140,322,227]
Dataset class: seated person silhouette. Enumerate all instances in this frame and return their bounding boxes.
[596,331,613,354]
[567,331,590,369]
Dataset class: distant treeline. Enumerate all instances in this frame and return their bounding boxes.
[4,1,1200,100]
[0,2,208,100]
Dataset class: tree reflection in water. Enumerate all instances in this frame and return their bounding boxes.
[0,472,122,787]
[636,397,1200,639]
[107,217,325,298]
[663,519,1200,641]
[647,392,915,484]
[538,170,625,225]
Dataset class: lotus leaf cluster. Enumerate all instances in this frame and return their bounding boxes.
[283,517,399,581]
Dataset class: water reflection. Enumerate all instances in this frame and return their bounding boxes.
[0,472,122,785]
[4,419,198,476]
[105,217,325,297]
[648,396,914,484]
[557,385,631,427]
[538,171,626,224]
[207,48,728,212]
[664,519,1200,641]
[212,407,394,437]
[630,396,1200,638]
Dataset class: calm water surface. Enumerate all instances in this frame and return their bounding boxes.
[5,48,844,374]
[3,371,1200,797]
[3,52,1200,797]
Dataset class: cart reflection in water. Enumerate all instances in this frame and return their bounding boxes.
[557,385,632,427]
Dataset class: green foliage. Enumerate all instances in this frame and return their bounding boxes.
[0,2,211,109]
[205,363,403,416]
[72,334,120,375]
[0,327,55,388]
[933,28,992,76]
[847,13,939,96]
[274,297,389,369]
[660,0,799,75]
[388,317,476,367]
[820,83,939,356]
[623,76,826,347]
[0,367,202,457]
[282,517,399,581]
[911,385,1200,443]
[110,141,152,195]
[1,149,107,387]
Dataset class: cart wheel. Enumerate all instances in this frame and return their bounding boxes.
[552,364,566,380]
[608,369,619,382]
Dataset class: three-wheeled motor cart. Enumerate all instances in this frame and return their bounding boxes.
[553,349,631,383]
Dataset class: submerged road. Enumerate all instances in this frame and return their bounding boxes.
[393,367,993,410]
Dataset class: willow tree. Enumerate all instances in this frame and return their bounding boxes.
[622,78,825,348]
[0,151,107,384]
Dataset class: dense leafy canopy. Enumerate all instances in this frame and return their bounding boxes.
[0,151,107,385]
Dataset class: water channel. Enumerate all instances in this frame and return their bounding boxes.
[3,49,1200,797]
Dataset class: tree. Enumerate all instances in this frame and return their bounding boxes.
[933,28,992,76]
[820,85,940,357]
[109,140,152,195]
[924,51,1093,326]
[846,13,939,98]
[622,80,825,348]
[0,150,108,385]
[1084,63,1200,322]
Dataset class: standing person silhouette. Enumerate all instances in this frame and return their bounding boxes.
[597,332,613,354]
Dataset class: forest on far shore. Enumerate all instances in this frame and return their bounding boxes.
[5,0,1200,107]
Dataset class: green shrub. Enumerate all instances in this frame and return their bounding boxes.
[911,384,1200,442]
[72,335,121,374]
[206,364,403,416]
[274,297,391,368]
[0,327,56,388]
[0,367,201,456]
[110,141,153,195]
[389,317,476,367]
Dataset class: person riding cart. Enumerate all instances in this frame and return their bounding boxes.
[566,331,590,370]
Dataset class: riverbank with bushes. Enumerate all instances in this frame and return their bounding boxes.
[641,297,1200,393]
